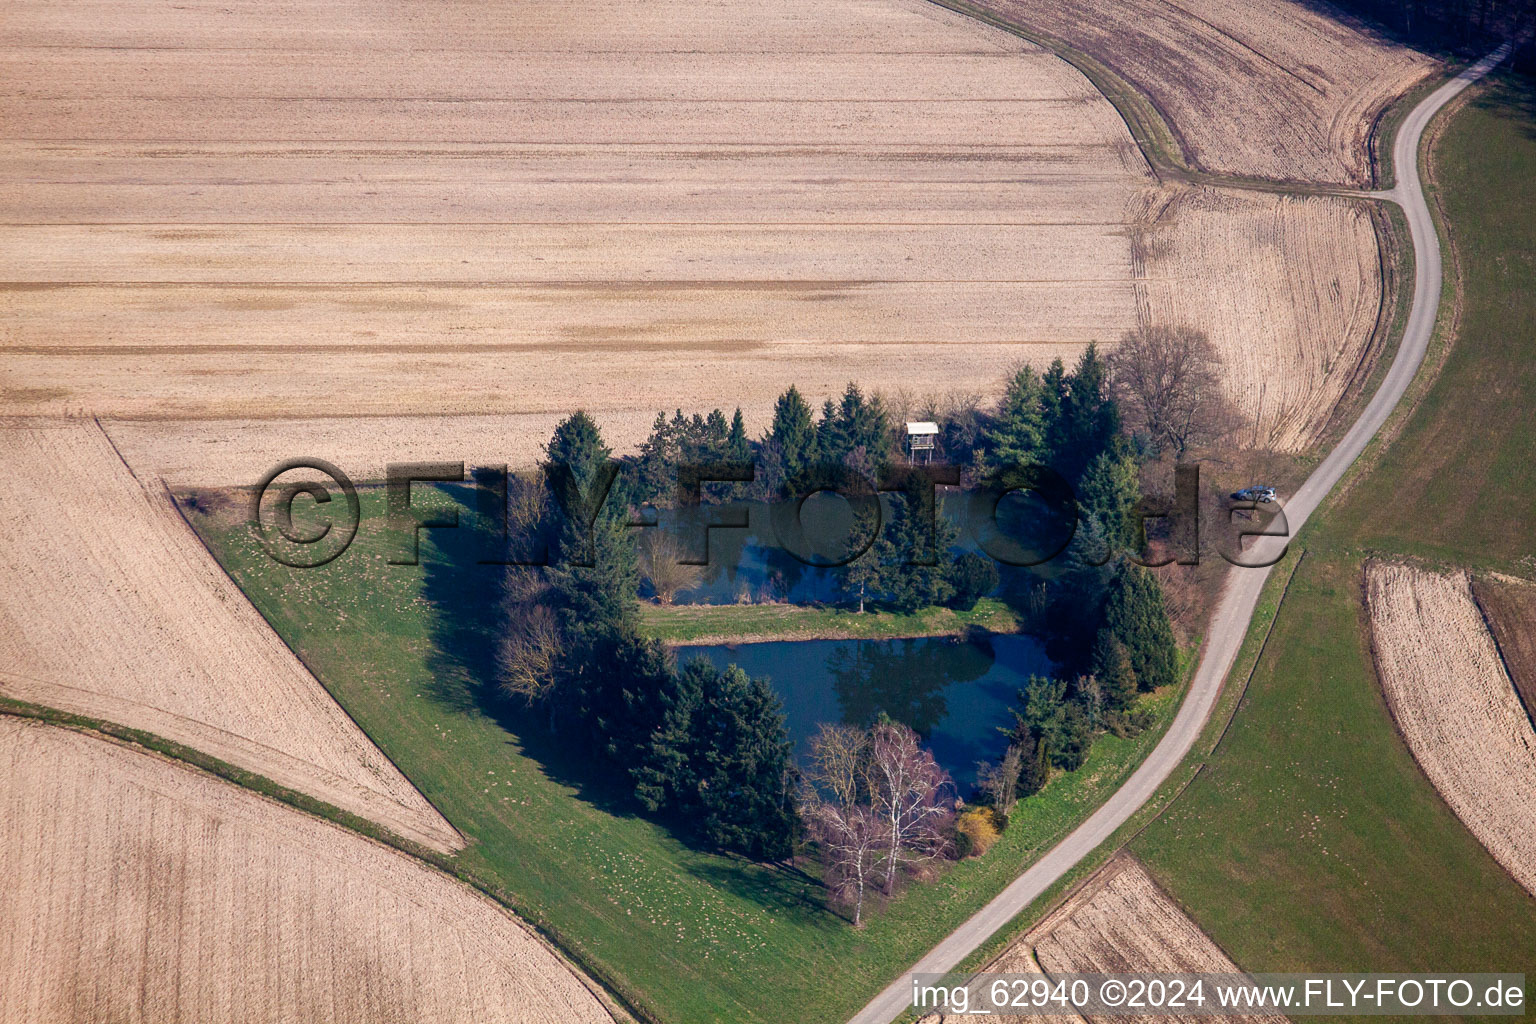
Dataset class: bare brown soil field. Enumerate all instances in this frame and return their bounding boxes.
[920,856,1281,1024]
[0,0,1144,451]
[0,715,614,1024]
[970,0,1433,184]
[1133,186,1385,451]
[0,419,460,852]
[1028,857,1288,1024]
[0,0,1391,474]
[1470,574,1536,724]
[1366,562,1536,898]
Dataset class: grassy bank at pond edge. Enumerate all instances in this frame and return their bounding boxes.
[639,598,1019,646]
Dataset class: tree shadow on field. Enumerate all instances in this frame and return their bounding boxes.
[1476,70,1536,143]
[416,484,664,820]
[682,856,841,930]
[415,483,501,716]
[1283,0,1507,60]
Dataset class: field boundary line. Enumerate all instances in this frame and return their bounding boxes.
[1467,579,1536,733]
[156,477,472,851]
[0,695,652,1024]
[93,415,142,483]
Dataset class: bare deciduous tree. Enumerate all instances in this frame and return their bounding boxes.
[497,599,562,718]
[975,741,1024,818]
[805,723,868,811]
[638,529,703,605]
[506,469,550,563]
[1109,325,1239,458]
[805,800,885,926]
[867,722,955,892]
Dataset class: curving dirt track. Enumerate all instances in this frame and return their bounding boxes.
[0,716,614,1024]
[0,419,461,853]
[1366,562,1536,898]
[849,42,1512,1024]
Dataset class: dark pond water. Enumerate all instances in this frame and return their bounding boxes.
[676,634,1055,790]
[659,490,1068,606]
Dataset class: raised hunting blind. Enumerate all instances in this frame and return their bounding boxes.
[906,421,938,463]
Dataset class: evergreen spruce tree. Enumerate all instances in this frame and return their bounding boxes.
[1101,562,1178,691]
[632,656,708,813]
[1090,627,1139,711]
[871,492,958,612]
[547,512,641,730]
[837,503,885,613]
[693,665,799,860]
[596,630,676,767]
[1015,675,1093,771]
[842,384,894,466]
[814,397,843,465]
[545,410,613,507]
[704,408,730,458]
[945,551,999,610]
[540,412,646,731]
[728,408,751,464]
[1056,344,1121,481]
[1040,357,1069,458]
[767,386,817,476]
[633,411,676,504]
[1078,449,1141,555]
[1016,728,1050,797]
[979,365,1047,473]
[1042,512,1113,671]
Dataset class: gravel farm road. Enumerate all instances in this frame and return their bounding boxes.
[847,40,1513,1024]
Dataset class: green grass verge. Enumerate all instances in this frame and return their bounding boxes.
[1328,76,1536,570]
[1124,76,1536,1011]
[1369,63,1463,191]
[189,487,1180,1024]
[639,597,1018,646]
[1135,548,1536,1004]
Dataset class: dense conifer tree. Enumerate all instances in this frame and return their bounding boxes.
[1078,449,1142,554]
[979,365,1047,473]
[1100,561,1178,692]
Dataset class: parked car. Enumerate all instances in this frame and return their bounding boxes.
[1230,486,1278,503]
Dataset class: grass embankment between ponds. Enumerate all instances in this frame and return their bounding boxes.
[639,598,1019,646]
[188,483,1183,1024]
[1125,76,1536,1013]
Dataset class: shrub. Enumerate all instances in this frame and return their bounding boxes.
[953,807,1001,859]
[946,552,999,611]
